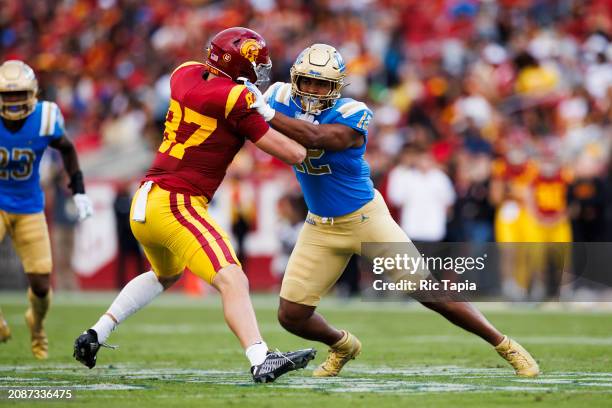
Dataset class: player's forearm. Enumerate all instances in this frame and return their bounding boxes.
[61,147,80,176]
[255,128,307,165]
[269,113,323,149]
[50,136,85,193]
[61,148,86,194]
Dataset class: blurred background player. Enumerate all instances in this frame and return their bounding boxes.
[271,192,308,278]
[248,44,540,378]
[73,27,315,383]
[490,143,538,300]
[0,60,93,358]
[113,181,145,288]
[523,144,573,300]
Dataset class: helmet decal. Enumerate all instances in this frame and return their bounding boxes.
[240,39,262,64]
[333,52,346,73]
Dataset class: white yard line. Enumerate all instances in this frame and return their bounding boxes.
[1,364,611,394]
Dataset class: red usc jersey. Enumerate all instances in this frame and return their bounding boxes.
[145,62,269,200]
[530,169,572,219]
[491,158,538,184]
[491,158,538,202]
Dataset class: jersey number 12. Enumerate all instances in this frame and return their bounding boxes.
[295,149,331,175]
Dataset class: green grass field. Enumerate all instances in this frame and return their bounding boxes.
[0,292,611,407]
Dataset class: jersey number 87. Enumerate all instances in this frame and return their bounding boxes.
[158,99,218,160]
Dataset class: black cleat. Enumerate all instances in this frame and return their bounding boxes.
[73,329,101,369]
[251,348,316,383]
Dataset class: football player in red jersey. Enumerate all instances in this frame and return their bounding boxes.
[74,27,315,383]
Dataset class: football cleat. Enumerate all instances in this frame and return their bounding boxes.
[0,314,11,343]
[495,336,540,377]
[74,329,100,368]
[25,308,48,359]
[73,329,117,369]
[313,330,361,377]
[251,348,316,383]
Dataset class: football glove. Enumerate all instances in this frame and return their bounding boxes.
[242,80,275,122]
[73,193,94,222]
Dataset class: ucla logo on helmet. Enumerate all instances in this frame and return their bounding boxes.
[240,39,262,63]
[333,52,346,73]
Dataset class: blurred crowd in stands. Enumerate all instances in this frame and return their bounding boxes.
[1,0,612,257]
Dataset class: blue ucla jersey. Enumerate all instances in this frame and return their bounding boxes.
[0,101,65,213]
[265,82,374,217]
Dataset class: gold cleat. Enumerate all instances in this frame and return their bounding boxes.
[0,316,11,343]
[313,330,361,377]
[495,336,540,377]
[25,309,48,360]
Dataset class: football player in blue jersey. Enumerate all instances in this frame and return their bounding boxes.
[0,60,93,359]
[245,44,540,378]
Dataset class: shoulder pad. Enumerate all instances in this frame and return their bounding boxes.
[267,82,292,106]
[171,61,205,78]
[335,99,370,118]
[39,101,61,137]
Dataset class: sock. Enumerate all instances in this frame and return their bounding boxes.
[91,271,163,343]
[91,314,116,344]
[245,341,268,367]
[27,288,51,329]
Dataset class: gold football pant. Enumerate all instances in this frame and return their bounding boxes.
[0,210,52,274]
[280,191,420,306]
[129,183,240,284]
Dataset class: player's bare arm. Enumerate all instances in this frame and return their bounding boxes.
[49,136,82,186]
[246,75,364,151]
[48,135,93,220]
[269,114,364,151]
[255,127,307,164]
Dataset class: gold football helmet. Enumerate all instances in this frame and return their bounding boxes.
[0,60,38,120]
[290,44,346,114]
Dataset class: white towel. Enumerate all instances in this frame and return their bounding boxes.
[131,180,154,222]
